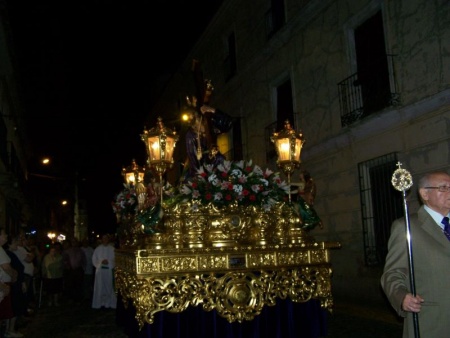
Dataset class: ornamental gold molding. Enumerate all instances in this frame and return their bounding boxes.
[116,264,334,329]
[115,242,339,328]
[115,202,340,329]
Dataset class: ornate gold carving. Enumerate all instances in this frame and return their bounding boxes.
[247,253,276,267]
[116,264,335,329]
[116,242,339,328]
[158,201,318,249]
[116,203,341,329]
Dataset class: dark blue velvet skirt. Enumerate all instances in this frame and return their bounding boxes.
[116,292,328,338]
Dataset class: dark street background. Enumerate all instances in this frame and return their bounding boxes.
[4,1,223,234]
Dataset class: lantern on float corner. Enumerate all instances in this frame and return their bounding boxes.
[121,159,145,186]
[271,120,305,203]
[141,117,179,204]
[121,159,148,209]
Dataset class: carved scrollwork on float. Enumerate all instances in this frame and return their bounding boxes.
[206,272,266,323]
[115,242,338,329]
[116,266,335,329]
[115,201,341,329]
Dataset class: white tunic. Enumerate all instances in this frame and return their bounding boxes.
[91,243,117,309]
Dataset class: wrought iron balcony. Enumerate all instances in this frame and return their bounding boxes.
[338,55,400,127]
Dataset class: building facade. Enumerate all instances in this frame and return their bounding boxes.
[148,0,450,305]
[0,4,29,236]
[0,4,88,242]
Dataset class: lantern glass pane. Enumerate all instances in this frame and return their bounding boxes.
[164,138,176,161]
[125,172,135,184]
[148,136,161,161]
[276,138,291,161]
[294,139,303,162]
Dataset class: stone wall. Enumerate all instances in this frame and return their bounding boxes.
[148,0,450,304]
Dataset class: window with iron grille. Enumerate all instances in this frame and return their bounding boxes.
[338,10,400,127]
[358,152,404,266]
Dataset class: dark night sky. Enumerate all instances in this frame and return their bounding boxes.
[5,1,222,233]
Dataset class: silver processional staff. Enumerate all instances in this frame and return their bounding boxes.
[391,162,419,338]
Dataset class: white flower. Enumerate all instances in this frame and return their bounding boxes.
[235,160,244,169]
[205,164,214,173]
[208,174,219,186]
[231,169,242,177]
[181,185,192,195]
[217,160,231,173]
[264,168,273,177]
[233,184,243,193]
[252,165,263,176]
[214,192,223,201]
[260,178,269,186]
[278,181,289,192]
[196,166,206,176]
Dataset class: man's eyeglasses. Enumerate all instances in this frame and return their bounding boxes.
[424,186,450,192]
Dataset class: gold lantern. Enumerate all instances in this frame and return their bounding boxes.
[141,117,179,204]
[122,159,147,209]
[122,159,145,186]
[271,120,305,203]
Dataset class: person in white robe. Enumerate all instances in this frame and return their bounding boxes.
[91,234,117,309]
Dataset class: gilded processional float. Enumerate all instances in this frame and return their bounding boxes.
[113,82,340,331]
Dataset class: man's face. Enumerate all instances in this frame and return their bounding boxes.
[420,172,450,215]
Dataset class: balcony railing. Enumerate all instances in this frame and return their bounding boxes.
[338,55,400,127]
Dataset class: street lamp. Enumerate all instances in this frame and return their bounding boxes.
[141,117,179,204]
[28,158,85,241]
[271,120,305,203]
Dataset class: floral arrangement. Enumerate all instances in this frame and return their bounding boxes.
[112,183,138,217]
[112,160,290,224]
[180,160,289,210]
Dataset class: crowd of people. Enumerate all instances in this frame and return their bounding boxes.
[0,231,118,337]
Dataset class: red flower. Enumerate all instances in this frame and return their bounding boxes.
[205,193,212,200]
[221,172,228,178]
[245,166,252,172]
[249,195,256,201]
[201,172,207,178]
[225,194,232,201]
[243,189,249,196]
[192,182,198,189]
